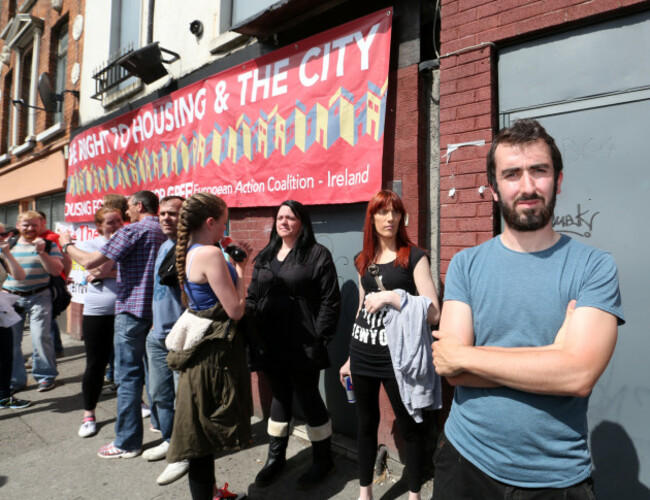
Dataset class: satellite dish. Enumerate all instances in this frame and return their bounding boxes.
[38,72,58,113]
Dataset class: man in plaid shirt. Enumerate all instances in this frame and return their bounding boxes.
[60,191,165,458]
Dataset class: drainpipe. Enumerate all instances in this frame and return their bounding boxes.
[147,0,155,44]
[419,58,440,288]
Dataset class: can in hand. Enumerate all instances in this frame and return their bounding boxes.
[219,236,247,263]
[344,376,355,403]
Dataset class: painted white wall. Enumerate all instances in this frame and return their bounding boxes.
[79,0,245,127]
[153,0,231,78]
[78,0,116,125]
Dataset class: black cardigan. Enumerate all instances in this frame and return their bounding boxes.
[246,243,341,370]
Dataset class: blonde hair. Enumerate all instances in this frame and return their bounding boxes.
[17,210,44,224]
[102,194,129,222]
[175,193,227,306]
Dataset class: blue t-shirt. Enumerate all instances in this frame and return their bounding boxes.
[152,239,184,340]
[79,236,118,316]
[443,234,624,488]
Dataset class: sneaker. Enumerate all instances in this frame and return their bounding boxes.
[97,442,142,459]
[78,417,97,438]
[0,396,32,409]
[214,483,246,500]
[37,380,56,392]
[103,383,118,393]
[157,460,189,485]
[141,402,151,418]
[142,440,169,461]
[150,423,161,433]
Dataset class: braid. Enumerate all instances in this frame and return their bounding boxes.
[175,222,190,307]
[175,193,228,307]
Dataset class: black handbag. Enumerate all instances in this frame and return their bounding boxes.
[158,245,178,287]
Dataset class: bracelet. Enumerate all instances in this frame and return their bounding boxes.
[62,242,74,254]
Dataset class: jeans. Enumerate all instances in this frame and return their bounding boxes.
[51,318,63,354]
[432,431,596,500]
[146,333,177,441]
[113,312,151,451]
[105,350,115,381]
[11,289,57,387]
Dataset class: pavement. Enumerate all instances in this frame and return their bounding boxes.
[0,329,434,500]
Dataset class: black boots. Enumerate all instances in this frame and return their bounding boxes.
[255,435,289,486]
[296,437,336,489]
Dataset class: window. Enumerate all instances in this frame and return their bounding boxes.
[92,0,143,102]
[0,202,20,227]
[231,0,277,27]
[2,14,44,154]
[17,47,32,145]
[1,71,12,156]
[35,192,65,230]
[110,0,142,91]
[53,23,68,124]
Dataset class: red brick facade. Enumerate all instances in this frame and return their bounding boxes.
[0,0,83,189]
[438,0,648,276]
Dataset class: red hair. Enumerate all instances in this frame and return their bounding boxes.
[355,190,413,275]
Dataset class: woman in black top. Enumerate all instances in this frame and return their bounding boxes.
[339,190,440,500]
[247,200,341,489]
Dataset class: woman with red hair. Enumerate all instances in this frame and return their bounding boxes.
[339,190,440,500]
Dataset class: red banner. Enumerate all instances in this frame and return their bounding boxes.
[65,9,393,221]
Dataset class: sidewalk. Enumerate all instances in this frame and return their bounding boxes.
[0,330,434,499]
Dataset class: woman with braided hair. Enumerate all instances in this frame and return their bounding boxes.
[165,192,252,500]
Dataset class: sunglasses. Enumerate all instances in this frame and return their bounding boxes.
[0,232,8,237]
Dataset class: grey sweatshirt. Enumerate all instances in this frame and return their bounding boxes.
[384,289,442,423]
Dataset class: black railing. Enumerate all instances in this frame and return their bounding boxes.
[91,44,138,100]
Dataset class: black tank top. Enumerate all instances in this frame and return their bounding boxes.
[349,246,428,378]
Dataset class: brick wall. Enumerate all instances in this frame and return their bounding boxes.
[387,64,426,246]
[0,0,83,165]
[438,0,648,276]
[33,0,84,135]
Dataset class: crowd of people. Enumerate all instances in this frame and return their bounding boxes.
[0,120,625,500]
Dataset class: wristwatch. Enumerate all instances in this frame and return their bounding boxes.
[62,242,74,254]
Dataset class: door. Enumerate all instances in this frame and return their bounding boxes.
[302,203,365,435]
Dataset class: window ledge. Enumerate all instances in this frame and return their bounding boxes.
[0,153,10,165]
[12,140,35,156]
[37,122,65,142]
[102,80,144,108]
[210,31,248,55]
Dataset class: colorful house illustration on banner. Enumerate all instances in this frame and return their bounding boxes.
[366,78,387,141]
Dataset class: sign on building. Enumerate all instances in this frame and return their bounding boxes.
[65,9,393,221]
